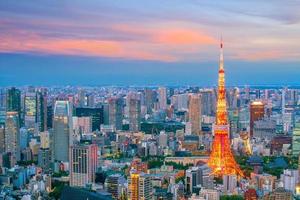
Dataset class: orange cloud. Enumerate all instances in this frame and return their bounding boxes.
[155,29,216,45]
[113,24,217,46]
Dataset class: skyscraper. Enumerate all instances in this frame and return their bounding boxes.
[158,87,167,110]
[6,87,21,125]
[200,89,216,116]
[144,89,155,114]
[53,100,72,162]
[86,93,95,107]
[292,122,300,156]
[128,170,152,200]
[78,89,86,107]
[69,144,98,187]
[129,98,141,132]
[75,107,104,131]
[36,90,47,132]
[185,167,201,194]
[105,174,126,199]
[250,101,265,138]
[282,88,286,114]
[188,94,201,135]
[38,131,51,171]
[24,91,37,130]
[0,89,6,125]
[0,125,5,153]
[5,111,20,163]
[207,40,243,177]
[108,97,123,130]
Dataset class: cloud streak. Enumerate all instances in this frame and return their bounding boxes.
[0,0,300,62]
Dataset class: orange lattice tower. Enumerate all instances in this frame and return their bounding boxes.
[207,39,244,177]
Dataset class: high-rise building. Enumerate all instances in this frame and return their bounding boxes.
[188,94,201,135]
[24,92,37,130]
[200,89,216,116]
[144,89,155,114]
[40,131,50,149]
[185,167,201,194]
[47,105,53,129]
[177,93,189,111]
[250,101,265,138]
[129,98,141,132]
[53,101,72,162]
[70,144,98,187]
[108,97,123,130]
[36,91,47,132]
[38,131,51,171]
[5,111,20,163]
[78,89,86,107]
[207,40,243,177]
[86,94,95,107]
[0,125,5,153]
[292,122,300,156]
[282,88,286,114]
[102,103,109,125]
[75,107,104,131]
[138,173,152,200]
[128,170,152,200]
[228,87,239,110]
[105,174,126,199]
[158,87,167,110]
[0,89,6,125]
[6,87,21,125]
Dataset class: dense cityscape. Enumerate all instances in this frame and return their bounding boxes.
[1,1,300,200]
[0,40,300,200]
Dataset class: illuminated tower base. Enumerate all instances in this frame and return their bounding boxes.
[208,130,244,177]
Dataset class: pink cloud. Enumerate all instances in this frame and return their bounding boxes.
[0,28,177,62]
[155,29,216,45]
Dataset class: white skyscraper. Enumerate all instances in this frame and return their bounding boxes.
[158,87,167,110]
[70,144,98,187]
[5,111,20,163]
[53,100,72,162]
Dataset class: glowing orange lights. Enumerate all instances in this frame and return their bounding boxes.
[207,40,244,177]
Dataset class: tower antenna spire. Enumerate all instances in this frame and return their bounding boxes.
[220,35,223,48]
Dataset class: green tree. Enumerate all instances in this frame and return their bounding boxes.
[220,195,244,200]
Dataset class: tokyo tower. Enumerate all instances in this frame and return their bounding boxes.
[207,39,244,177]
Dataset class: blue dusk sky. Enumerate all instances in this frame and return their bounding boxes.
[0,0,300,86]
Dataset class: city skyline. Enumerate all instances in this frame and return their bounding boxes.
[2,1,300,200]
[1,1,300,86]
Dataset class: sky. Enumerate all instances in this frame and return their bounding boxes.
[0,0,300,86]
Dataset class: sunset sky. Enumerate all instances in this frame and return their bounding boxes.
[1,0,300,86]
